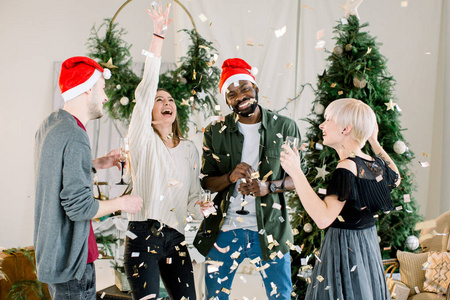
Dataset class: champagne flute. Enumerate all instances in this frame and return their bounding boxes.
[279,136,299,189]
[116,137,129,185]
[198,190,212,238]
[236,178,250,215]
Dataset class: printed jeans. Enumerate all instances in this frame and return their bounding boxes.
[205,229,292,300]
[124,219,196,300]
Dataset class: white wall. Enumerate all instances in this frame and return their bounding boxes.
[0,0,448,250]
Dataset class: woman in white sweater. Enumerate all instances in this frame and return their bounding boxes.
[123,4,202,299]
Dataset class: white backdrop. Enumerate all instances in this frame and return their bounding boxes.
[0,0,448,250]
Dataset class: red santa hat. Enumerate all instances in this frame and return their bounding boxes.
[59,56,111,102]
[219,58,258,99]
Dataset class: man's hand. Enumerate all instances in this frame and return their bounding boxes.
[120,195,143,215]
[93,149,123,170]
[228,162,254,183]
[238,179,270,197]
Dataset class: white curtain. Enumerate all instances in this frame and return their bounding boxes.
[173,0,448,218]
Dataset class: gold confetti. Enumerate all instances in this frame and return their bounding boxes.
[221,287,231,294]
[317,275,324,282]
[338,91,343,95]
[262,170,273,182]
[180,98,190,106]
[422,152,430,157]
[337,215,345,222]
[219,125,227,133]
[212,153,221,162]
[330,83,336,88]
[251,171,260,179]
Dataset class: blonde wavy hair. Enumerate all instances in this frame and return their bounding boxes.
[324,98,376,147]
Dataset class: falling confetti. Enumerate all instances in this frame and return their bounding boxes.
[275,26,287,38]
[198,13,208,22]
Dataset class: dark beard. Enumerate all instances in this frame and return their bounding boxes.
[231,94,259,117]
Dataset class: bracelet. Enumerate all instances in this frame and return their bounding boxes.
[227,171,233,184]
[153,33,164,39]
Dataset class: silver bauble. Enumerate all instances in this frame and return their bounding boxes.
[393,141,407,154]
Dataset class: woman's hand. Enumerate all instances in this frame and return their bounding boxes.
[280,144,302,178]
[147,2,173,37]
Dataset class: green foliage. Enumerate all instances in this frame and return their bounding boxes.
[289,15,422,297]
[96,234,119,258]
[86,21,220,135]
[7,281,48,300]
[87,19,143,126]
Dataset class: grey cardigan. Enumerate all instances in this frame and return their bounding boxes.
[34,109,99,284]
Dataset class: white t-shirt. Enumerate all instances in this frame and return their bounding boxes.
[222,121,261,231]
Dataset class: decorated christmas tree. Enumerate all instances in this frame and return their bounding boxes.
[87,19,220,135]
[289,12,422,298]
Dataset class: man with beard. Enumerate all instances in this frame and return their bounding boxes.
[194,58,301,299]
[34,56,143,300]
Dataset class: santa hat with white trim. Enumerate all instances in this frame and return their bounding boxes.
[59,56,111,102]
[219,58,258,99]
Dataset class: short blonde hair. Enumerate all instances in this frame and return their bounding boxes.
[324,98,376,147]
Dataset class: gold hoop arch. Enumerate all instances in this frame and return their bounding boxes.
[109,0,198,34]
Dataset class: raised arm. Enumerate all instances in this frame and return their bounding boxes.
[127,3,173,151]
[367,122,401,186]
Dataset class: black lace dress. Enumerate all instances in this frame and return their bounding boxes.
[305,156,398,300]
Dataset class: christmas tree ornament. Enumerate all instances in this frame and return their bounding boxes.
[315,165,330,180]
[120,96,129,106]
[385,99,397,111]
[340,0,363,19]
[393,141,407,154]
[333,45,343,56]
[353,77,367,89]
[345,44,353,51]
[303,223,313,233]
[313,103,325,114]
[100,58,119,69]
[405,235,420,250]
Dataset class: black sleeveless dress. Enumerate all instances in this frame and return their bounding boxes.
[305,156,398,300]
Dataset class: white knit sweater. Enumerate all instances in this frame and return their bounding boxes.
[127,55,202,234]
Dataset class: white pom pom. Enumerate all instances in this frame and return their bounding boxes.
[303,223,313,233]
[250,67,258,76]
[103,68,111,80]
[120,96,129,106]
[393,141,407,154]
[313,104,325,115]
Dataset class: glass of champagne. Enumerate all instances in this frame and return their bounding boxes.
[236,178,250,215]
[116,137,129,185]
[279,136,299,189]
[198,190,212,238]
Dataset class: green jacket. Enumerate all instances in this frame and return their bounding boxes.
[193,106,301,261]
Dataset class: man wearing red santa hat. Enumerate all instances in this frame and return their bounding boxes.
[34,56,143,299]
[194,58,302,299]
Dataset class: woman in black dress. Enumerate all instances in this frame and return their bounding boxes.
[280,98,400,300]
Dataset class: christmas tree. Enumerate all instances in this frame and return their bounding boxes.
[289,14,422,298]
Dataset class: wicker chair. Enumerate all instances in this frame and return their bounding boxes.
[383,211,450,300]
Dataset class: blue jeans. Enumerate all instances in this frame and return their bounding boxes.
[205,229,292,300]
[47,263,96,300]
